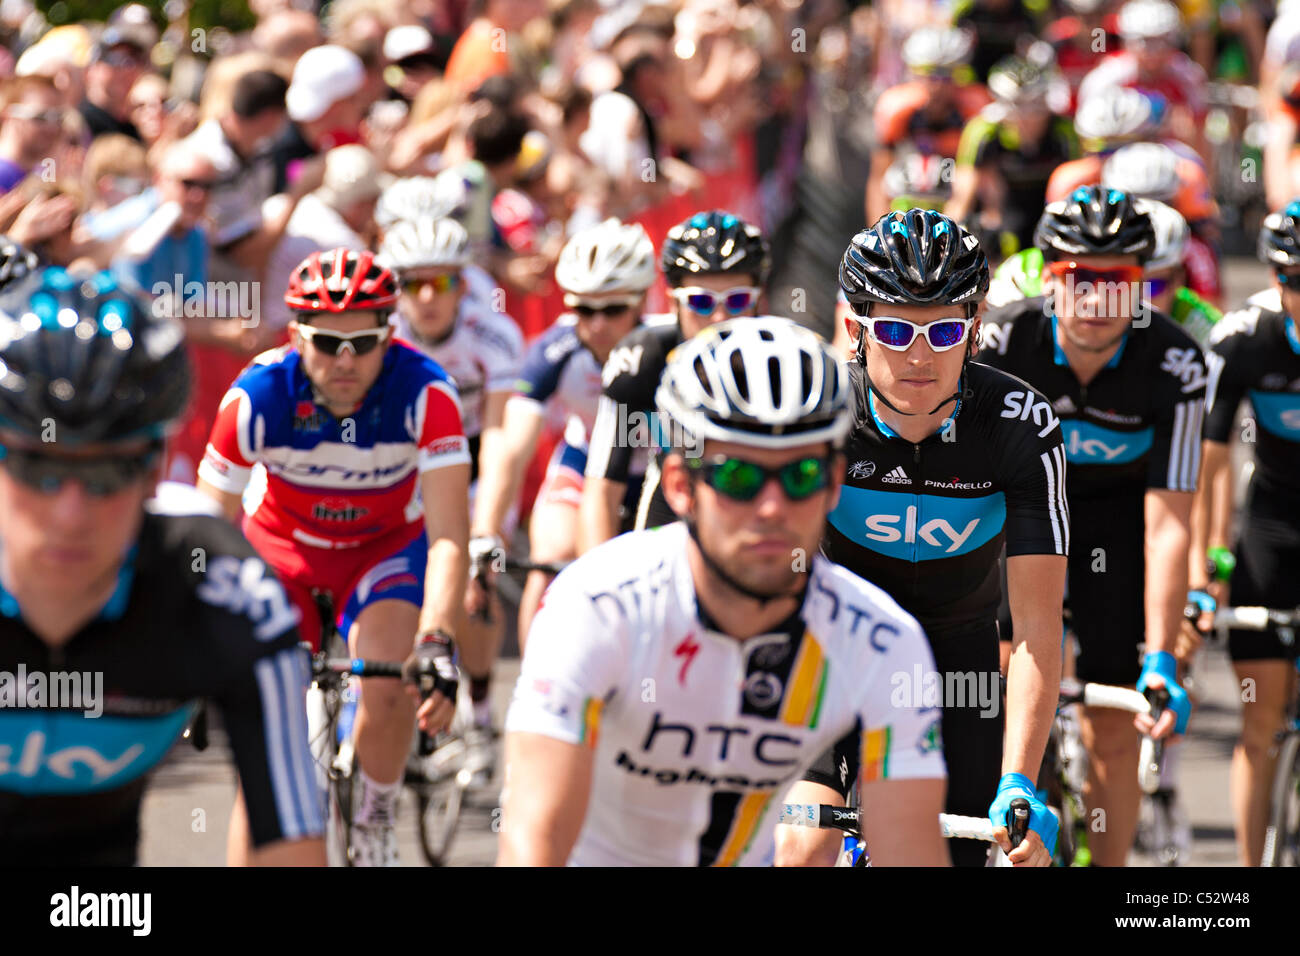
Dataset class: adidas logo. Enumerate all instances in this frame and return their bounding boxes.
[881,466,911,484]
[1052,395,1077,414]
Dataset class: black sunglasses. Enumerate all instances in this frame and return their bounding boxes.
[573,302,634,318]
[0,443,161,497]
[686,454,834,502]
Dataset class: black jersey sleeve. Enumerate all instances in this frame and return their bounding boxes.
[981,367,1071,557]
[586,320,676,483]
[1146,325,1208,492]
[183,517,324,848]
[1203,309,1254,445]
[975,297,1039,369]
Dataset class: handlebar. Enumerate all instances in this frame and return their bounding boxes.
[777,798,1030,847]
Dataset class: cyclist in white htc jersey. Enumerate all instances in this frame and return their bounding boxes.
[500,318,948,866]
[378,216,523,775]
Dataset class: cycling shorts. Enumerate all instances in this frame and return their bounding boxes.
[1228,482,1300,662]
[803,621,1003,867]
[244,520,427,651]
[1066,494,1146,685]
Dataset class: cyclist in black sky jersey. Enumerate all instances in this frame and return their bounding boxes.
[979,185,1204,867]
[578,210,769,552]
[776,208,1067,868]
[1194,204,1300,866]
[0,260,325,866]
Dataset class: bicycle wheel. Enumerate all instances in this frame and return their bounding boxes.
[1262,731,1300,867]
[412,770,469,866]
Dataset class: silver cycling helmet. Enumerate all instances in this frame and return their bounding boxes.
[1075,87,1164,142]
[374,174,466,229]
[554,217,656,297]
[1101,142,1180,201]
[378,217,470,272]
[1137,199,1189,273]
[1118,0,1183,40]
[656,316,851,452]
[902,26,974,72]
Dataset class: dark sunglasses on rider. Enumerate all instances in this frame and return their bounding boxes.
[686,453,834,502]
[1276,270,1300,287]
[404,273,461,295]
[296,323,393,357]
[572,300,636,318]
[671,286,760,317]
[1145,276,1172,298]
[0,442,161,497]
[1045,260,1145,286]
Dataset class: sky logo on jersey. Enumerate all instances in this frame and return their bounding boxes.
[1001,390,1060,438]
[830,487,1006,560]
[1060,420,1154,464]
[1248,390,1300,440]
[0,707,193,795]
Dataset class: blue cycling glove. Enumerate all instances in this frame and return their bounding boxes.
[1137,650,1191,734]
[988,772,1058,855]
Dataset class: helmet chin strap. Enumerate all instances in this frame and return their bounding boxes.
[854,326,973,417]
[684,516,805,607]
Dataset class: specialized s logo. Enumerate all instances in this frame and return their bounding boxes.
[673,633,700,685]
[1001,390,1060,438]
[1160,347,1208,394]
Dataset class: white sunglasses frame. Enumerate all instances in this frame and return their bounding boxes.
[858,315,974,353]
[670,285,762,315]
[294,322,394,356]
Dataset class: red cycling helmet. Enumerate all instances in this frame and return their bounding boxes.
[284,247,399,314]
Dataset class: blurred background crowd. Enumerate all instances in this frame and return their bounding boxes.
[0,0,1291,485]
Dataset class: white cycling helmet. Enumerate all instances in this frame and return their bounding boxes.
[374,174,466,229]
[1137,199,1189,273]
[1101,142,1180,201]
[902,26,974,72]
[554,218,656,296]
[1118,0,1183,40]
[377,217,470,273]
[656,317,851,452]
[1074,87,1163,141]
[1062,0,1106,13]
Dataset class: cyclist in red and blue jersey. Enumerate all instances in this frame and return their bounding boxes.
[197,247,468,867]
[472,219,655,650]
[1195,205,1300,866]
[980,186,1204,866]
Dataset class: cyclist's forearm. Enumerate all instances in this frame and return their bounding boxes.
[418,537,469,640]
[1003,555,1064,779]
[473,408,543,537]
[577,477,624,554]
[1204,440,1234,550]
[1190,440,1228,584]
[1145,492,1194,656]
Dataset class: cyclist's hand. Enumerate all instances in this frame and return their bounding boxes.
[1204,580,1229,632]
[987,773,1057,866]
[466,535,502,618]
[403,631,459,735]
[1136,651,1190,740]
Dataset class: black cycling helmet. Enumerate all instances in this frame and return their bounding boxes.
[1034,184,1156,264]
[1258,200,1300,270]
[0,236,38,291]
[839,208,989,316]
[0,267,190,444]
[660,210,770,287]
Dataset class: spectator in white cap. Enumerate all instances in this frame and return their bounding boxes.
[265,144,388,330]
[270,45,370,193]
[384,24,442,103]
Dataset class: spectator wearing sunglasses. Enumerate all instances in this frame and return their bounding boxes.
[474,218,654,649]
[78,9,157,144]
[778,208,1068,869]
[978,186,1203,867]
[0,76,66,195]
[578,210,768,556]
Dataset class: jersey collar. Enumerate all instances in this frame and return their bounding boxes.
[0,543,138,623]
[1285,315,1300,357]
[867,387,962,441]
[1050,312,1126,369]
